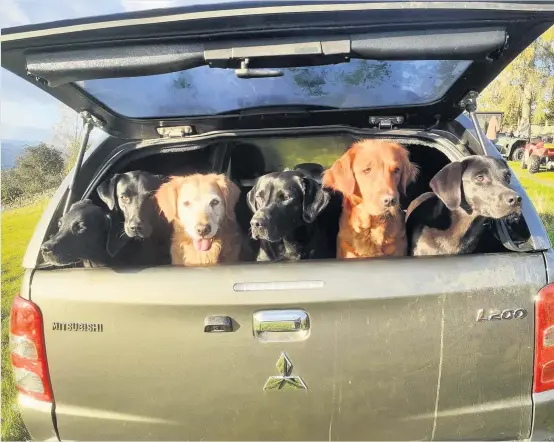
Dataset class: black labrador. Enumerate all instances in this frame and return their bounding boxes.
[406,156,522,256]
[247,169,333,261]
[97,171,171,265]
[41,200,111,267]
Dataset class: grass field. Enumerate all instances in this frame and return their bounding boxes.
[2,199,48,441]
[509,162,554,244]
[1,165,553,441]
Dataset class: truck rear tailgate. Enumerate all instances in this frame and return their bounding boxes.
[32,253,544,440]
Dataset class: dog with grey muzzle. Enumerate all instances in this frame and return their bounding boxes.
[97,170,171,265]
[247,169,334,261]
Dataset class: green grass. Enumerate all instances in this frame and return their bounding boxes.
[509,161,554,245]
[2,199,48,442]
[0,165,553,441]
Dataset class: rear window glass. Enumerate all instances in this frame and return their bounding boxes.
[77,59,471,118]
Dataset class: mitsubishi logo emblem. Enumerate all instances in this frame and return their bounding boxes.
[263,353,307,390]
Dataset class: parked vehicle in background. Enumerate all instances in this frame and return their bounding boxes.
[521,137,554,173]
[495,132,528,161]
[474,112,530,161]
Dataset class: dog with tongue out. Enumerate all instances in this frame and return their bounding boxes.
[156,173,244,266]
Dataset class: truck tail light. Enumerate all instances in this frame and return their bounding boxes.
[9,295,53,403]
[535,283,554,393]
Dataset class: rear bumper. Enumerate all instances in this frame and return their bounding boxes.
[18,394,59,441]
[532,390,554,440]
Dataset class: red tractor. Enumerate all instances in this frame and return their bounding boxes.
[521,137,554,174]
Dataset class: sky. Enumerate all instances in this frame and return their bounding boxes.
[0,0,419,145]
[0,0,241,144]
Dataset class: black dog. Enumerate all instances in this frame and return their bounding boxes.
[97,171,171,265]
[41,200,111,267]
[97,171,164,240]
[406,156,522,256]
[247,169,333,261]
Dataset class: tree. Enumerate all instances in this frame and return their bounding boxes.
[1,143,66,205]
[50,105,90,172]
[290,67,330,96]
[545,92,554,123]
[338,60,391,89]
[479,26,554,136]
[1,169,24,205]
[289,61,392,97]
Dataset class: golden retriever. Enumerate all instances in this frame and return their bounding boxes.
[155,173,243,266]
[323,140,418,259]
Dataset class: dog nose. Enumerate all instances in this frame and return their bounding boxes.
[129,224,142,235]
[382,195,397,207]
[250,216,266,229]
[41,243,52,253]
[505,194,522,207]
[196,224,211,236]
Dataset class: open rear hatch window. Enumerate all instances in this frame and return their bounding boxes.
[2,2,553,138]
[77,60,471,118]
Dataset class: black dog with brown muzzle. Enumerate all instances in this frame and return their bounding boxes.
[406,156,523,256]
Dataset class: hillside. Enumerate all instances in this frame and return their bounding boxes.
[1,140,40,170]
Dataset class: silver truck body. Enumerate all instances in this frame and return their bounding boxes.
[3,2,554,440]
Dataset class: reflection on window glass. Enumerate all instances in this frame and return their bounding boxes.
[259,137,349,172]
[78,59,471,118]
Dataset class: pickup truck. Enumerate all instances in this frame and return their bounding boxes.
[3,1,554,440]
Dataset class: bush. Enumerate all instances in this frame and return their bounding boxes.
[1,169,24,205]
[1,143,65,206]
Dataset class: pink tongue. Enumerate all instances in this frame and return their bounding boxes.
[193,238,213,251]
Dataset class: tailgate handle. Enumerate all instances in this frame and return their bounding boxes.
[253,310,310,342]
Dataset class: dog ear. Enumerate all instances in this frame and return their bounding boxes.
[151,174,166,188]
[430,161,465,210]
[246,184,257,213]
[155,178,181,222]
[323,148,356,198]
[300,176,331,223]
[216,175,241,220]
[97,175,120,211]
[401,161,419,195]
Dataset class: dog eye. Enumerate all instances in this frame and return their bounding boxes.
[363,167,372,174]
[72,223,86,235]
[475,175,485,183]
[57,219,63,229]
[504,173,511,183]
[210,199,220,207]
[393,167,401,174]
[120,196,130,204]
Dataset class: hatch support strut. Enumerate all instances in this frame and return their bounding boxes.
[459,91,488,153]
[63,111,102,214]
